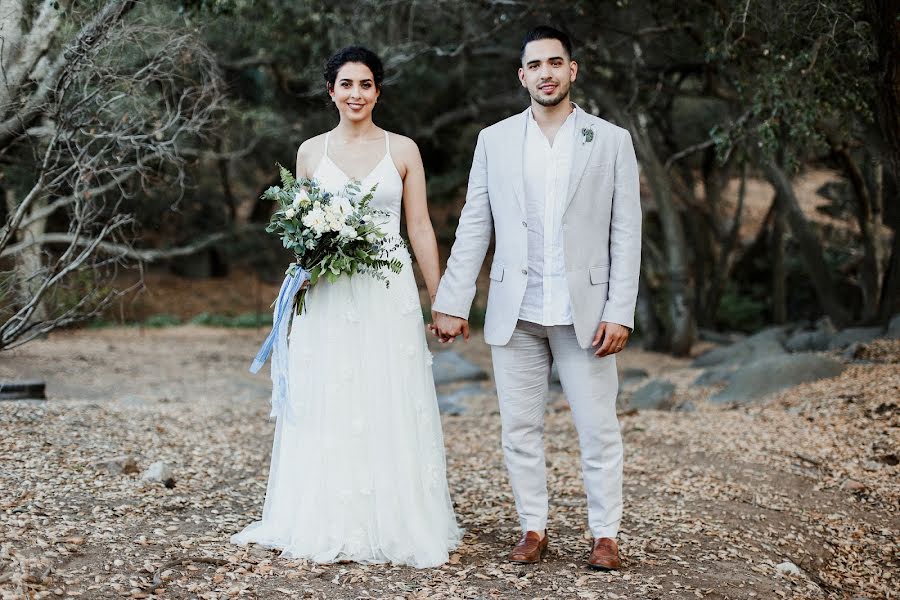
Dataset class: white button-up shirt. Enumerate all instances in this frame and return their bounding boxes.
[518,106,576,326]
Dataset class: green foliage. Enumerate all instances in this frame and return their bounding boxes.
[190,312,273,327]
[715,284,767,333]
[143,314,183,328]
[705,0,876,165]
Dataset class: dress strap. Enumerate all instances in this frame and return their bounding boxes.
[383,130,391,159]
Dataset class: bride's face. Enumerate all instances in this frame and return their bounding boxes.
[329,62,380,122]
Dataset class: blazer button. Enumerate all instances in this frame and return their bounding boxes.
[522,221,527,227]
[521,269,527,275]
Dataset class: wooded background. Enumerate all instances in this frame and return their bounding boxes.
[1,0,898,354]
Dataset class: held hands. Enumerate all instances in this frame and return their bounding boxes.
[592,322,631,357]
[428,311,470,344]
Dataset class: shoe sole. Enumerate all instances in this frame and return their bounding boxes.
[509,544,548,564]
[587,562,620,571]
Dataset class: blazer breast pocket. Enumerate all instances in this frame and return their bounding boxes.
[489,263,505,282]
[583,161,612,176]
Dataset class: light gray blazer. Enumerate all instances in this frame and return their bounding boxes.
[433,106,642,349]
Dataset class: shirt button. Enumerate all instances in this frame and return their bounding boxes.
[521,269,528,275]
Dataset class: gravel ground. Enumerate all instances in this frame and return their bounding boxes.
[1,327,897,600]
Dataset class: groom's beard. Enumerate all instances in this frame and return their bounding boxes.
[530,80,570,107]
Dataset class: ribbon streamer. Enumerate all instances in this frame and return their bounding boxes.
[250,267,310,419]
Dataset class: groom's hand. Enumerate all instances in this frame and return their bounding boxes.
[431,312,469,344]
[592,322,630,357]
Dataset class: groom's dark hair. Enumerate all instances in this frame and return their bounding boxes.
[520,26,573,62]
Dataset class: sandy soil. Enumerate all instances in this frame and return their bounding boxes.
[0,328,897,599]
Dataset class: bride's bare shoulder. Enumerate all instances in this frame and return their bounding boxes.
[296,133,328,178]
[386,131,419,155]
[385,132,422,177]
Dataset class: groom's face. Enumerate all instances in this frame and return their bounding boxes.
[518,39,577,107]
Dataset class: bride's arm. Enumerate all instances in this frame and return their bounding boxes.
[397,136,441,303]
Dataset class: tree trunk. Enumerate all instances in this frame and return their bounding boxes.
[5,189,48,321]
[634,124,696,355]
[823,130,885,321]
[771,194,788,324]
[636,273,663,350]
[763,162,850,326]
[865,0,900,180]
[705,159,747,321]
[865,0,900,320]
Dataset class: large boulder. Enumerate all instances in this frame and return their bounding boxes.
[621,368,650,384]
[886,314,900,339]
[710,353,844,405]
[436,383,483,415]
[693,366,734,387]
[627,379,676,411]
[431,351,489,385]
[828,327,884,350]
[692,326,787,368]
[785,328,833,352]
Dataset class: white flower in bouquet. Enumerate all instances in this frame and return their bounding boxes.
[326,212,343,232]
[331,195,354,218]
[338,225,359,240]
[284,207,297,219]
[293,189,310,208]
[302,207,328,236]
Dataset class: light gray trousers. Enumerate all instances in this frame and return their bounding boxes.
[490,320,623,538]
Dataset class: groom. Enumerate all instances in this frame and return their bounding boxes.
[431,26,641,570]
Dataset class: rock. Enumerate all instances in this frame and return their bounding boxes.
[710,353,844,405]
[828,326,884,350]
[840,479,866,492]
[628,379,676,411]
[621,368,649,383]
[674,400,696,412]
[142,461,174,487]
[784,329,833,353]
[877,453,899,466]
[436,383,483,415]
[94,455,139,475]
[775,561,802,576]
[886,314,900,339]
[693,367,734,387]
[692,326,787,368]
[698,329,746,345]
[0,379,47,400]
[841,342,864,360]
[431,351,489,385]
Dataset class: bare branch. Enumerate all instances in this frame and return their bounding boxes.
[1,231,229,262]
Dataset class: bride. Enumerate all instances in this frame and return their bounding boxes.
[232,46,462,568]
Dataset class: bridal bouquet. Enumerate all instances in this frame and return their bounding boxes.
[262,164,404,314]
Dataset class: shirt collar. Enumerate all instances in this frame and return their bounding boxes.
[527,102,577,125]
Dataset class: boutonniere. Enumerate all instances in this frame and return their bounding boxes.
[581,127,594,145]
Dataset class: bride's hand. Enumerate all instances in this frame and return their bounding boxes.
[431,312,469,343]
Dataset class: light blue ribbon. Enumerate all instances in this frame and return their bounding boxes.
[250,267,310,419]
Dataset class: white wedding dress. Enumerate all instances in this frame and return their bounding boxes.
[232,131,462,568]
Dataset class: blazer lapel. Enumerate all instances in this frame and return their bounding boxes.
[510,108,529,216]
[564,106,593,215]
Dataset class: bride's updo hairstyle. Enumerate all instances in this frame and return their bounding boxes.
[324,46,385,92]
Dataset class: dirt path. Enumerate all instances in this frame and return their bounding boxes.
[1,327,896,599]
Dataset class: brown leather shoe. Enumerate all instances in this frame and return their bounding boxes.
[588,537,621,570]
[509,530,549,564]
